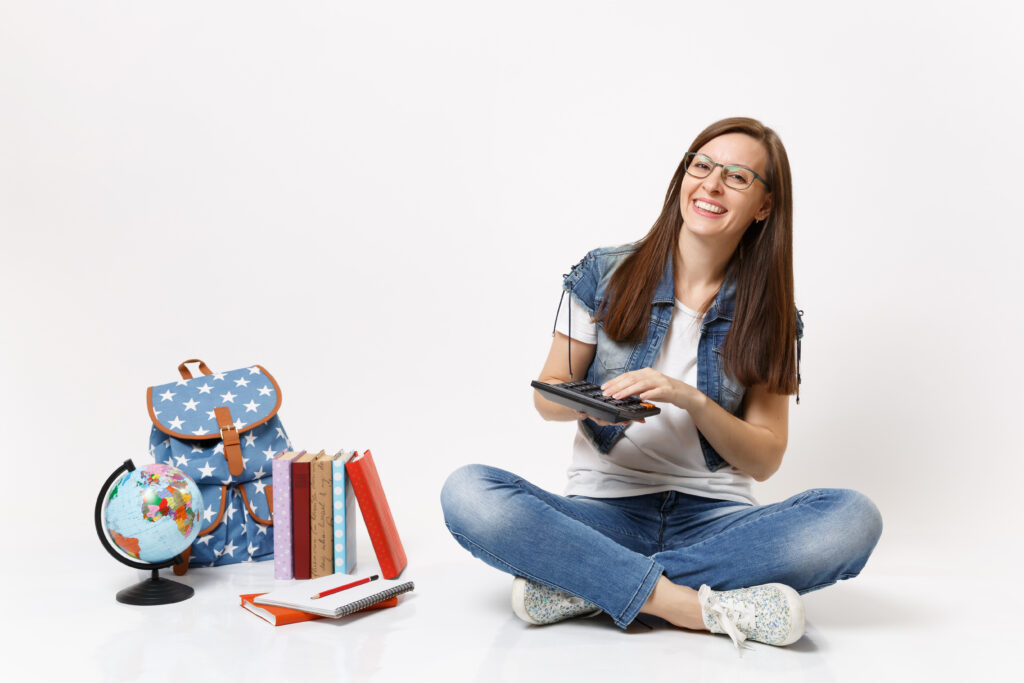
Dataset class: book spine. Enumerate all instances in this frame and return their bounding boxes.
[310,455,333,579]
[345,450,407,579]
[345,466,357,574]
[332,455,356,574]
[271,454,294,580]
[291,459,312,580]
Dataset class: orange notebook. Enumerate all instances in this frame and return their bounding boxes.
[345,450,407,579]
[239,593,398,626]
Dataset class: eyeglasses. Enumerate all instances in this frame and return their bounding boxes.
[683,153,769,191]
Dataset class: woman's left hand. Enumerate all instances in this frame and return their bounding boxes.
[601,368,696,410]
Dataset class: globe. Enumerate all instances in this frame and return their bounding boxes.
[103,462,203,564]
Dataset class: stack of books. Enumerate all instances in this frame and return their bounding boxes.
[243,449,412,626]
[271,449,407,581]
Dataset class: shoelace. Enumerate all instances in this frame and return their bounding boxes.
[698,585,756,650]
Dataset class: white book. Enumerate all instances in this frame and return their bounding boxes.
[253,572,414,618]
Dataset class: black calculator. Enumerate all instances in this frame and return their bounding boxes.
[531,380,661,423]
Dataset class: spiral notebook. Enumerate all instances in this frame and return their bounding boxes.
[253,572,415,619]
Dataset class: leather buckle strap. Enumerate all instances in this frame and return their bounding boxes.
[213,406,244,477]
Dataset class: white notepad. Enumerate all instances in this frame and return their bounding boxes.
[254,572,415,618]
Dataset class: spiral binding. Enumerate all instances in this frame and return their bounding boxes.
[335,581,415,617]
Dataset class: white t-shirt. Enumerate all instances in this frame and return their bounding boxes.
[555,293,756,505]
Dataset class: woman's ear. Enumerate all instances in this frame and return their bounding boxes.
[755,194,772,222]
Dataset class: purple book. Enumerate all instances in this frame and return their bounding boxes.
[272,451,303,579]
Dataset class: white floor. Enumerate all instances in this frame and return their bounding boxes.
[10,535,1017,683]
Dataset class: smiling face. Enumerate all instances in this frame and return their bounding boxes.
[679,132,772,243]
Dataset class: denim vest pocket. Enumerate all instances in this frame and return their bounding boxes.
[593,325,634,378]
[713,357,745,415]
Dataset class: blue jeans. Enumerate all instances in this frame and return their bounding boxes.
[440,464,883,629]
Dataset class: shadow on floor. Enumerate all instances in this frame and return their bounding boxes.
[801,579,941,629]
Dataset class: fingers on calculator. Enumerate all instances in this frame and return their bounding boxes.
[532,380,661,424]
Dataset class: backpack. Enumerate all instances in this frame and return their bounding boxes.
[147,359,290,573]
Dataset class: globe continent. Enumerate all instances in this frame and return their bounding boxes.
[104,463,203,563]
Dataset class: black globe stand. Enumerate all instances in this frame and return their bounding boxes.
[115,567,194,605]
[95,459,195,606]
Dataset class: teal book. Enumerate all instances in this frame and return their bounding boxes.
[331,450,357,573]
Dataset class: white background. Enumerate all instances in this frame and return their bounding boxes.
[2,0,1022,677]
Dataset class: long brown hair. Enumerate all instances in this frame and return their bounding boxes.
[596,117,797,394]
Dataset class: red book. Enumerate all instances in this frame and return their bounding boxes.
[346,450,407,578]
[291,451,317,580]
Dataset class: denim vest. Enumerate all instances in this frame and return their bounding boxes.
[560,244,804,472]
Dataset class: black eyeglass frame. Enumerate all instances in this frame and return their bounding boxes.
[683,152,770,190]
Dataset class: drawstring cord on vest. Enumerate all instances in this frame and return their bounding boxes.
[796,309,803,405]
[552,278,574,379]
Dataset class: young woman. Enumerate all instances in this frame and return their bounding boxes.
[440,117,882,649]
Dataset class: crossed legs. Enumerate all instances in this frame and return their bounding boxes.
[441,464,882,630]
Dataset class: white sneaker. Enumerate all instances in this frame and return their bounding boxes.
[698,583,805,648]
[511,577,601,625]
